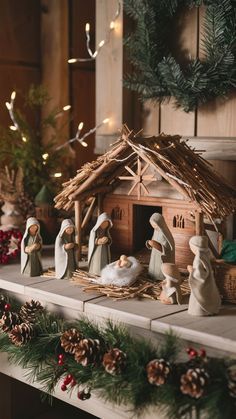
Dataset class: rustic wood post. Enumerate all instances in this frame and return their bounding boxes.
[97,193,103,215]
[75,200,82,261]
[195,210,204,235]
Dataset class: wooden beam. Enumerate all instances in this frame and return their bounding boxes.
[95,0,123,154]
[195,210,204,235]
[74,200,82,261]
[81,197,96,230]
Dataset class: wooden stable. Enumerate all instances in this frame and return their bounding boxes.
[55,127,236,268]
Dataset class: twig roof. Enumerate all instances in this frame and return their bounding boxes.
[54,126,236,219]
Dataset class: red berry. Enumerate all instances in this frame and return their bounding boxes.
[64,374,73,385]
[4,303,11,311]
[77,391,84,400]
[186,347,194,354]
[61,384,67,392]
[58,353,65,360]
[58,359,64,366]
[71,378,77,387]
[199,348,206,358]
[189,349,198,358]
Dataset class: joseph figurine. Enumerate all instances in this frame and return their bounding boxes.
[146,213,175,281]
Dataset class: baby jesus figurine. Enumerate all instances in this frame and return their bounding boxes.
[115,255,132,269]
[98,255,142,287]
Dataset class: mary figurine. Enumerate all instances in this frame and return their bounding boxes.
[146,213,175,281]
[21,217,43,276]
[88,212,113,276]
[55,219,78,279]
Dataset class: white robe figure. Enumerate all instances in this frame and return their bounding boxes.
[188,235,221,316]
[146,213,175,281]
[99,256,142,287]
[88,212,112,276]
[55,219,78,279]
[21,217,43,276]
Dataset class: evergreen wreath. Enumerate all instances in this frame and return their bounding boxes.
[0,294,236,418]
[124,0,236,112]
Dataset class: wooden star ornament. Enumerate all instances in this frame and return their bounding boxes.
[118,158,155,199]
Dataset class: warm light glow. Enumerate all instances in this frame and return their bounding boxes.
[81,141,88,147]
[54,172,62,178]
[11,91,16,101]
[5,102,11,110]
[68,58,77,64]
[63,105,71,111]
[78,122,84,131]
[22,136,27,142]
[99,40,105,48]
[110,21,115,29]
[42,153,49,160]
[85,23,90,33]
[103,118,110,124]
[10,125,17,131]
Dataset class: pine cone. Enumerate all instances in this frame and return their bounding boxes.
[60,328,83,354]
[0,311,21,332]
[227,365,236,398]
[146,359,171,386]
[74,338,101,366]
[19,300,43,323]
[9,322,34,346]
[103,348,127,375]
[180,368,209,399]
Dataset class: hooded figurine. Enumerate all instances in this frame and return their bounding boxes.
[88,212,113,276]
[188,235,221,316]
[160,263,183,304]
[21,217,43,276]
[55,219,78,279]
[146,213,175,281]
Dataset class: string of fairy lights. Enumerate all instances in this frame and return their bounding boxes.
[5,1,121,179]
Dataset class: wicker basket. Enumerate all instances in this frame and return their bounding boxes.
[213,261,236,304]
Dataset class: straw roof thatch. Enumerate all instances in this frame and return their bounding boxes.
[54,127,236,220]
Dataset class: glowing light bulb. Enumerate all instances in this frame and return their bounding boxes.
[81,141,88,147]
[85,23,90,33]
[10,125,17,131]
[54,172,62,178]
[103,118,110,124]
[63,105,71,111]
[11,91,16,100]
[110,21,115,29]
[5,102,11,110]
[68,58,77,64]
[22,136,27,142]
[78,122,84,131]
[99,40,105,48]
[42,153,49,160]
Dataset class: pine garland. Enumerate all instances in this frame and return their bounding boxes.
[0,294,235,418]
[124,0,236,112]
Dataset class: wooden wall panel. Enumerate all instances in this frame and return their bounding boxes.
[160,7,198,136]
[70,0,96,168]
[0,0,40,64]
[0,0,41,127]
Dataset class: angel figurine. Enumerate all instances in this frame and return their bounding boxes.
[21,217,43,276]
[188,235,221,316]
[160,263,183,304]
[146,213,175,281]
[88,212,112,276]
[55,219,78,279]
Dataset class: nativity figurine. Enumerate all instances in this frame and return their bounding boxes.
[21,217,43,277]
[88,212,113,276]
[99,255,142,286]
[55,219,78,279]
[146,213,175,281]
[160,263,183,304]
[188,235,221,316]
